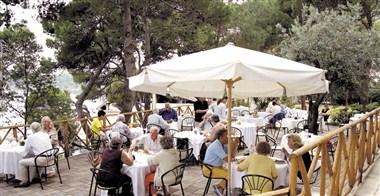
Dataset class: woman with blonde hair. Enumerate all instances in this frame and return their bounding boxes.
[41,116,58,146]
[282,133,311,180]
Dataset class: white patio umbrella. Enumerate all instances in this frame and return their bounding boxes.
[129,43,329,195]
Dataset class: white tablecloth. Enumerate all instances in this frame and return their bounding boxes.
[0,143,24,176]
[231,161,289,189]
[121,152,155,196]
[237,117,265,127]
[173,131,205,160]
[257,112,270,118]
[233,123,258,149]
[281,118,304,130]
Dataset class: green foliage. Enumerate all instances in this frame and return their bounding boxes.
[106,81,125,108]
[281,96,296,108]
[228,0,293,50]
[279,5,380,104]
[329,106,353,124]
[0,23,72,123]
[27,87,73,122]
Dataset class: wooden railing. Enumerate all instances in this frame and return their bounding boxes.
[0,104,194,150]
[263,107,380,196]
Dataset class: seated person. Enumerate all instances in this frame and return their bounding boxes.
[131,126,163,153]
[145,136,180,196]
[99,132,134,196]
[206,119,226,142]
[14,122,52,188]
[159,103,178,123]
[237,141,277,194]
[282,133,311,180]
[202,128,238,196]
[112,114,133,143]
[41,116,58,147]
[148,109,170,134]
[197,111,214,131]
[91,110,111,140]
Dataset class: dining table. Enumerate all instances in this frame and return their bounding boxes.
[120,151,155,196]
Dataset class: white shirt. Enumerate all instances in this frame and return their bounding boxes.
[24,131,52,157]
[209,102,218,113]
[137,134,162,153]
[147,114,170,130]
[215,103,227,121]
[272,105,282,115]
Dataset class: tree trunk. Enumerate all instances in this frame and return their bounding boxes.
[307,94,325,135]
[121,0,137,119]
[75,56,111,118]
[301,96,306,110]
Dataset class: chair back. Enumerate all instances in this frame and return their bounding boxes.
[161,164,186,186]
[181,117,195,131]
[200,162,213,178]
[296,120,308,132]
[88,151,103,168]
[146,123,162,133]
[178,148,193,163]
[265,135,277,157]
[161,164,186,195]
[90,168,118,189]
[34,148,59,167]
[199,142,209,162]
[240,110,250,116]
[241,174,274,194]
[167,129,178,137]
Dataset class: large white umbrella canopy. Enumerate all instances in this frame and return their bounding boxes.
[129,43,329,196]
[130,43,328,98]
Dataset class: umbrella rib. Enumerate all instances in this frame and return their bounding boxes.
[277,82,287,97]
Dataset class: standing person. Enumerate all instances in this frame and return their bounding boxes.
[41,116,58,147]
[91,110,111,140]
[194,97,209,125]
[99,132,134,196]
[159,103,178,123]
[237,141,277,194]
[321,103,330,122]
[209,98,218,113]
[14,122,52,188]
[202,128,239,196]
[214,97,227,121]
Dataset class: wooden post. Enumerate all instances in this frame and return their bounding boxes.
[348,125,357,187]
[357,122,366,183]
[63,121,69,156]
[12,127,18,142]
[298,156,311,195]
[226,80,233,196]
[330,132,343,195]
[289,154,298,196]
[339,133,349,195]
[367,116,373,164]
[320,143,328,196]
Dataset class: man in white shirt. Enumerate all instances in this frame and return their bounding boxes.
[215,97,227,121]
[147,109,170,133]
[111,114,133,142]
[271,102,282,115]
[15,122,52,187]
[131,126,162,153]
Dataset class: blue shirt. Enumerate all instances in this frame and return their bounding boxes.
[159,109,178,121]
[203,139,227,167]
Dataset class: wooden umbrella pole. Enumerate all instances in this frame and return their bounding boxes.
[226,80,233,196]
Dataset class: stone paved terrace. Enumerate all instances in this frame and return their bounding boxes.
[0,153,219,196]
